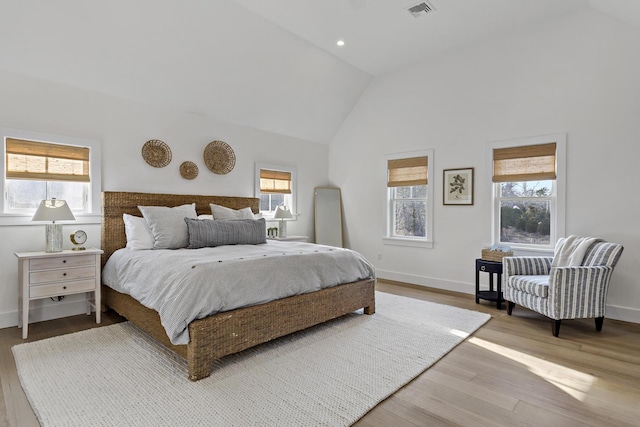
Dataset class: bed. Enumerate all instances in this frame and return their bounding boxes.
[101,191,376,381]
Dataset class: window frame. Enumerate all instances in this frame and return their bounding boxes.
[1,127,102,226]
[254,162,297,220]
[383,149,434,249]
[487,133,566,252]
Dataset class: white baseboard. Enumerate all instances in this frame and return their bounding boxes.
[605,305,640,325]
[0,299,92,330]
[376,269,640,325]
[376,269,474,295]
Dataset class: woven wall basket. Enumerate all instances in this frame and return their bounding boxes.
[179,161,199,180]
[203,140,236,175]
[142,139,172,168]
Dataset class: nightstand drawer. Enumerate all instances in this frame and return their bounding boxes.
[30,254,95,270]
[30,278,96,298]
[30,266,96,285]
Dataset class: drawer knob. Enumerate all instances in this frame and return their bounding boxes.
[63,273,67,276]
[63,260,67,263]
[480,266,486,271]
[63,286,67,290]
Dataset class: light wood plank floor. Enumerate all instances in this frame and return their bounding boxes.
[1,280,639,426]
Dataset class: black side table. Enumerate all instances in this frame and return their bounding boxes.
[475,258,504,309]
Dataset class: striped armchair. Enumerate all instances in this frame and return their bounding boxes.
[503,242,624,336]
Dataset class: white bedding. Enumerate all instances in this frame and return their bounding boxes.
[102,241,375,345]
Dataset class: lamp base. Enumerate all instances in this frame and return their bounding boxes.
[278,219,287,238]
[45,223,64,253]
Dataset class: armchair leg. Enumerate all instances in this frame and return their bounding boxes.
[595,317,604,331]
[552,320,561,337]
[507,301,514,315]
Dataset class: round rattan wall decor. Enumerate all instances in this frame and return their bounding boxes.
[142,139,172,168]
[203,140,236,175]
[179,161,199,180]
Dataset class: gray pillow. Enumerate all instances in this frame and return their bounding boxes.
[138,204,198,249]
[185,218,267,249]
[210,203,255,220]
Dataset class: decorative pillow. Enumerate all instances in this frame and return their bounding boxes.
[197,214,214,220]
[185,218,267,249]
[210,203,255,220]
[123,214,155,250]
[138,204,198,249]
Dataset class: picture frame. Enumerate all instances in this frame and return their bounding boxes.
[443,167,474,205]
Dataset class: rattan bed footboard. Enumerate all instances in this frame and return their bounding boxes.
[103,279,375,380]
[101,191,376,381]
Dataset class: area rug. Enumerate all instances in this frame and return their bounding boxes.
[13,291,490,427]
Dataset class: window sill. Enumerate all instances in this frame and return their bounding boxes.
[383,237,433,249]
[509,245,554,257]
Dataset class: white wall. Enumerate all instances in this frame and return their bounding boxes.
[0,70,329,328]
[330,8,640,323]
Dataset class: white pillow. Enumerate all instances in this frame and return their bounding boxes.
[197,214,213,220]
[123,214,155,250]
[210,203,256,220]
[138,203,198,249]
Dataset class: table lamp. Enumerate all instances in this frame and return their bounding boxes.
[32,198,76,252]
[274,205,293,238]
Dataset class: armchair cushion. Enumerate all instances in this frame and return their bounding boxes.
[509,275,549,298]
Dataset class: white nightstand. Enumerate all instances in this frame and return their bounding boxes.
[268,236,309,243]
[15,248,103,339]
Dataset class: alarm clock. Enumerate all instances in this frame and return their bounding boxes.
[70,230,87,251]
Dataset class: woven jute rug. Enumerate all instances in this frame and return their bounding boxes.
[13,291,490,427]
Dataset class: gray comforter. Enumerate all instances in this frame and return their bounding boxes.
[102,241,375,345]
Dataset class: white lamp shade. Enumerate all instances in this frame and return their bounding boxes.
[32,199,76,222]
[274,205,293,219]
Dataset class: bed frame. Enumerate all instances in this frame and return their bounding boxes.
[101,191,376,381]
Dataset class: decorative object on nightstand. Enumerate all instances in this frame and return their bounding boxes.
[274,205,293,238]
[31,198,76,253]
[70,230,87,251]
[15,248,103,339]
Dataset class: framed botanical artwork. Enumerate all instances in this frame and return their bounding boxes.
[443,168,474,205]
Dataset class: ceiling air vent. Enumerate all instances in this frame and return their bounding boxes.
[407,1,436,18]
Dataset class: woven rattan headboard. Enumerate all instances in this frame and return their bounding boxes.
[101,191,260,266]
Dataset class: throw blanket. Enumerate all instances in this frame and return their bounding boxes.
[102,241,375,345]
[552,235,601,267]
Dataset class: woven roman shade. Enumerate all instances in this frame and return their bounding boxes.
[493,143,556,182]
[260,169,292,194]
[387,156,428,187]
[6,138,90,182]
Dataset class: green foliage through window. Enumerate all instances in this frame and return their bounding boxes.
[498,181,552,245]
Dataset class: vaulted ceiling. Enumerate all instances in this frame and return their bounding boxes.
[0,0,638,143]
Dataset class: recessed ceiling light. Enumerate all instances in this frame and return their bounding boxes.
[336,40,345,47]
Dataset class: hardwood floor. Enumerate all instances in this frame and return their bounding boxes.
[1,280,639,426]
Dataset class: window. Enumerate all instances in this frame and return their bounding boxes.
[1,127,102,225]
[489,134,566,250]
[254,163,296,217]
[384,150,434,248]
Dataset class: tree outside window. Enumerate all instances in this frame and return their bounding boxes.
[498,181,552,245]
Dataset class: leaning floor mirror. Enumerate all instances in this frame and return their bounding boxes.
[314,187,343,247]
